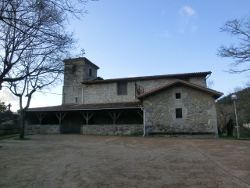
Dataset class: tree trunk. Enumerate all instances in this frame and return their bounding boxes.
[19,110,26,139]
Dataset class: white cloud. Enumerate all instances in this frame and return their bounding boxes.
[179,5,198,33]
[180,6,196,16]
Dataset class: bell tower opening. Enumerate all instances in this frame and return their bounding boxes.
[89,68,92,77]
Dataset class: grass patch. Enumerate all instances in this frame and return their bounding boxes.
[0,134,31,141]
[0,134,19,140]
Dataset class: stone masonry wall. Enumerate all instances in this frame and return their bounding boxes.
[25,124,60,134]
[63,85,82,104]
[63,58,98,104]
[83,82,136,104]
[82,77,206,104]
[62,57,207,105]
[143,86,218,136]
[0,123,20,135]
[189,77,207,87]
[81,124,143,136]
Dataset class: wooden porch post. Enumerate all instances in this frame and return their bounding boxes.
[108,111,121,125]
[36,113,47,125]
[55,112,67,125]
[81,112,94,125]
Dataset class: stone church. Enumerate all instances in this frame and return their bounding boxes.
[26,57,223,137]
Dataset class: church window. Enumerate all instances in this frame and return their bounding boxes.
[89,68,92,77]
[176,93,181,99]
[176,108,182,118]
[72,65,76,74]
[117,82,127,95]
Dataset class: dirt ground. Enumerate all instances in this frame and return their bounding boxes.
[0,135,249,188]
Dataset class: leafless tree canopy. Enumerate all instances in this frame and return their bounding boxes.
[0,0,95,138]
[0,0,91,89]
[218,16,250,74]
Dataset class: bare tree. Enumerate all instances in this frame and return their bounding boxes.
[0,0,93,89]
[8,55,62,138]
[0,0,96,138]
[218,15,250,74]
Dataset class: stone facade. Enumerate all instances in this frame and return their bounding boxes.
[25,124,60,134]
[80,77,207,104]
[26,57,222,137]
[25,124,143,136]
[62,58,208,105]
[63,57,99,104]
[143,86,218,136]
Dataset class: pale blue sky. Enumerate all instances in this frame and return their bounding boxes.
[73,0,250,88]
[2,0,250,111]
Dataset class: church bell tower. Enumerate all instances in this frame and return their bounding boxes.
[62,57,99,104]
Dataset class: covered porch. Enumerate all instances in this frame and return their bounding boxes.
[26,102,144,135]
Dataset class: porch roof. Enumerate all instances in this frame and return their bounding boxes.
[27,102,143,112]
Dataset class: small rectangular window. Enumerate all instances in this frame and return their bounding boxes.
[75,97,78,103]
[176,93,181,99]
[117,82,127,95]
[176,108,182,118]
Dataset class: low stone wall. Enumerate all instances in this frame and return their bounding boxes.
[148,131,218,138]
[81,124,143,136]
[25,124,60,134]
[146,124,218,138]
[0,122,20,135]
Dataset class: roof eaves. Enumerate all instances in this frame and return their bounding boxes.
[63,57,99,69]
[181,81,223,99]
[137,80,179,99]
[26,104,75,112]
[137,80,223,99]
[81,71,212,85]
[27,102,143,112]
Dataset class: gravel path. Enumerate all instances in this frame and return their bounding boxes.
[0,135,249,188]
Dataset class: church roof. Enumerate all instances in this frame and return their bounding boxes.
[81,71,212,84]
[137,79,223,99]
[63,57,100,69]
